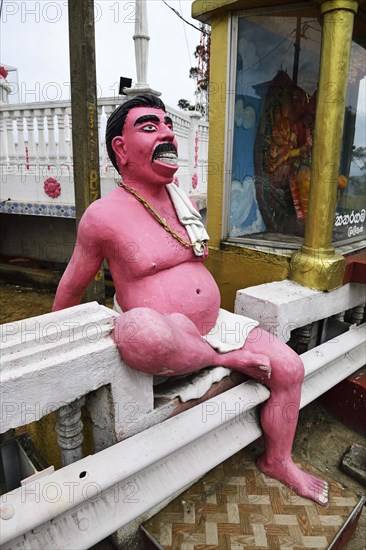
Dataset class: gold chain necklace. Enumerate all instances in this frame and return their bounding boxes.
[118,181,197,249]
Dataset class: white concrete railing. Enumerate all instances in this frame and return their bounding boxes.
[235,280,366,343]
[0,282,365,549]
[0,98,208,210]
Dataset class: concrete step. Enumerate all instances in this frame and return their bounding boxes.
[0,260,116,296]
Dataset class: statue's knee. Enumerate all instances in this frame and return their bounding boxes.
[291,352,305,383]
[271,347,304,387]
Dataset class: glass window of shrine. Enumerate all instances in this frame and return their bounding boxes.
[226,5,365,250]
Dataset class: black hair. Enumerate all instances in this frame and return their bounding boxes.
[105,94,166,172]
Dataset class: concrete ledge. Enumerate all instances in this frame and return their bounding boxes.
[0,302,153,438]
[0,262,62,289]
[235,280,365,341]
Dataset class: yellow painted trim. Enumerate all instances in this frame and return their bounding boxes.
[192,0,304,20]
[206,13,230,247]
[290,2,357,290]
[318,0,359,13]
[206,245,290,310]
[192,0,237,19]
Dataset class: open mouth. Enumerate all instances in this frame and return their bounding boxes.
[152,144,178,165]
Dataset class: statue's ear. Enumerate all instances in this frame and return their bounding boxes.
[112,135,127,167]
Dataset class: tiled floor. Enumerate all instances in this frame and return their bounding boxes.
[142,451,362,549]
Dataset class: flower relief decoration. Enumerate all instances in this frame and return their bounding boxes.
[44,177,61,199]
[192,172,198,190]
[0,66,9,80]
[0,66,12,101]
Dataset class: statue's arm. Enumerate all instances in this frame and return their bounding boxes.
[52,209,104,311]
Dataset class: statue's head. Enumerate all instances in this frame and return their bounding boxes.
[106,94,178,185]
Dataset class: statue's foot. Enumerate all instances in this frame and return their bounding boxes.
[220,350,271,382]
[257,455,329,506]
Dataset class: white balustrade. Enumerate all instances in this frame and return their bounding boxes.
[0,98,209,206]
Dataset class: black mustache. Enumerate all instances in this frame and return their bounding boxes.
[152,143,178,161]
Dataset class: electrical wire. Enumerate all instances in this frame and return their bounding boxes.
[161,0,210,35]
[179,0,193,69]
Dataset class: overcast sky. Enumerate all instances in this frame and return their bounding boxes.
[1,0,202,109]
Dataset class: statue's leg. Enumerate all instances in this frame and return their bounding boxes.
[113,307,270,376]
[114,309,328,505]
[239,328,329,506]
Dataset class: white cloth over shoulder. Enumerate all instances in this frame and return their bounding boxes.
[166,183,209,256]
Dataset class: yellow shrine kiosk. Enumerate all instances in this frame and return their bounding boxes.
[192,0,366,309]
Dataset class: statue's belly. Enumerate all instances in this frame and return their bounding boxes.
[118,263,221,335]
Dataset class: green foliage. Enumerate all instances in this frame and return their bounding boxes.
[177,23,211,119]
[352,146,366,174]
[177,99,191,111]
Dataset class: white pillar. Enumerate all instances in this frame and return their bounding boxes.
[55,107,67,162]
[15,111,26,164]
[0,112,8,164]
[134,0,149,86]
[0,79,11,105]
[45,108,57,164]
[5,112,16,163]
[35,109,47,164]
[123,0,160,97]
[24,110,36,166]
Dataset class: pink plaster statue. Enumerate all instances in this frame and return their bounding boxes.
[53,94,329,506]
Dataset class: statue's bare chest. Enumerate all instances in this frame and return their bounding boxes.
[103,204,202,279]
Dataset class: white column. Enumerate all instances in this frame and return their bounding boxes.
[97,104,103,167]
[24,110,36,167]
[55,397,85,466]
[133,0,149,86]
[45,108,57,164]
[124,0,160,97]
[0,112,8,164]
[5,112,16,163]
[187,111,201,192]
[66,106,72,163]
[35,109,47,164]
[103,104,115,172]
[0,80,11,104]
[55,107,67,162]
[15,111,26,164]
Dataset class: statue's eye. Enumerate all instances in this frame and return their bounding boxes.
[141,124,156,132]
